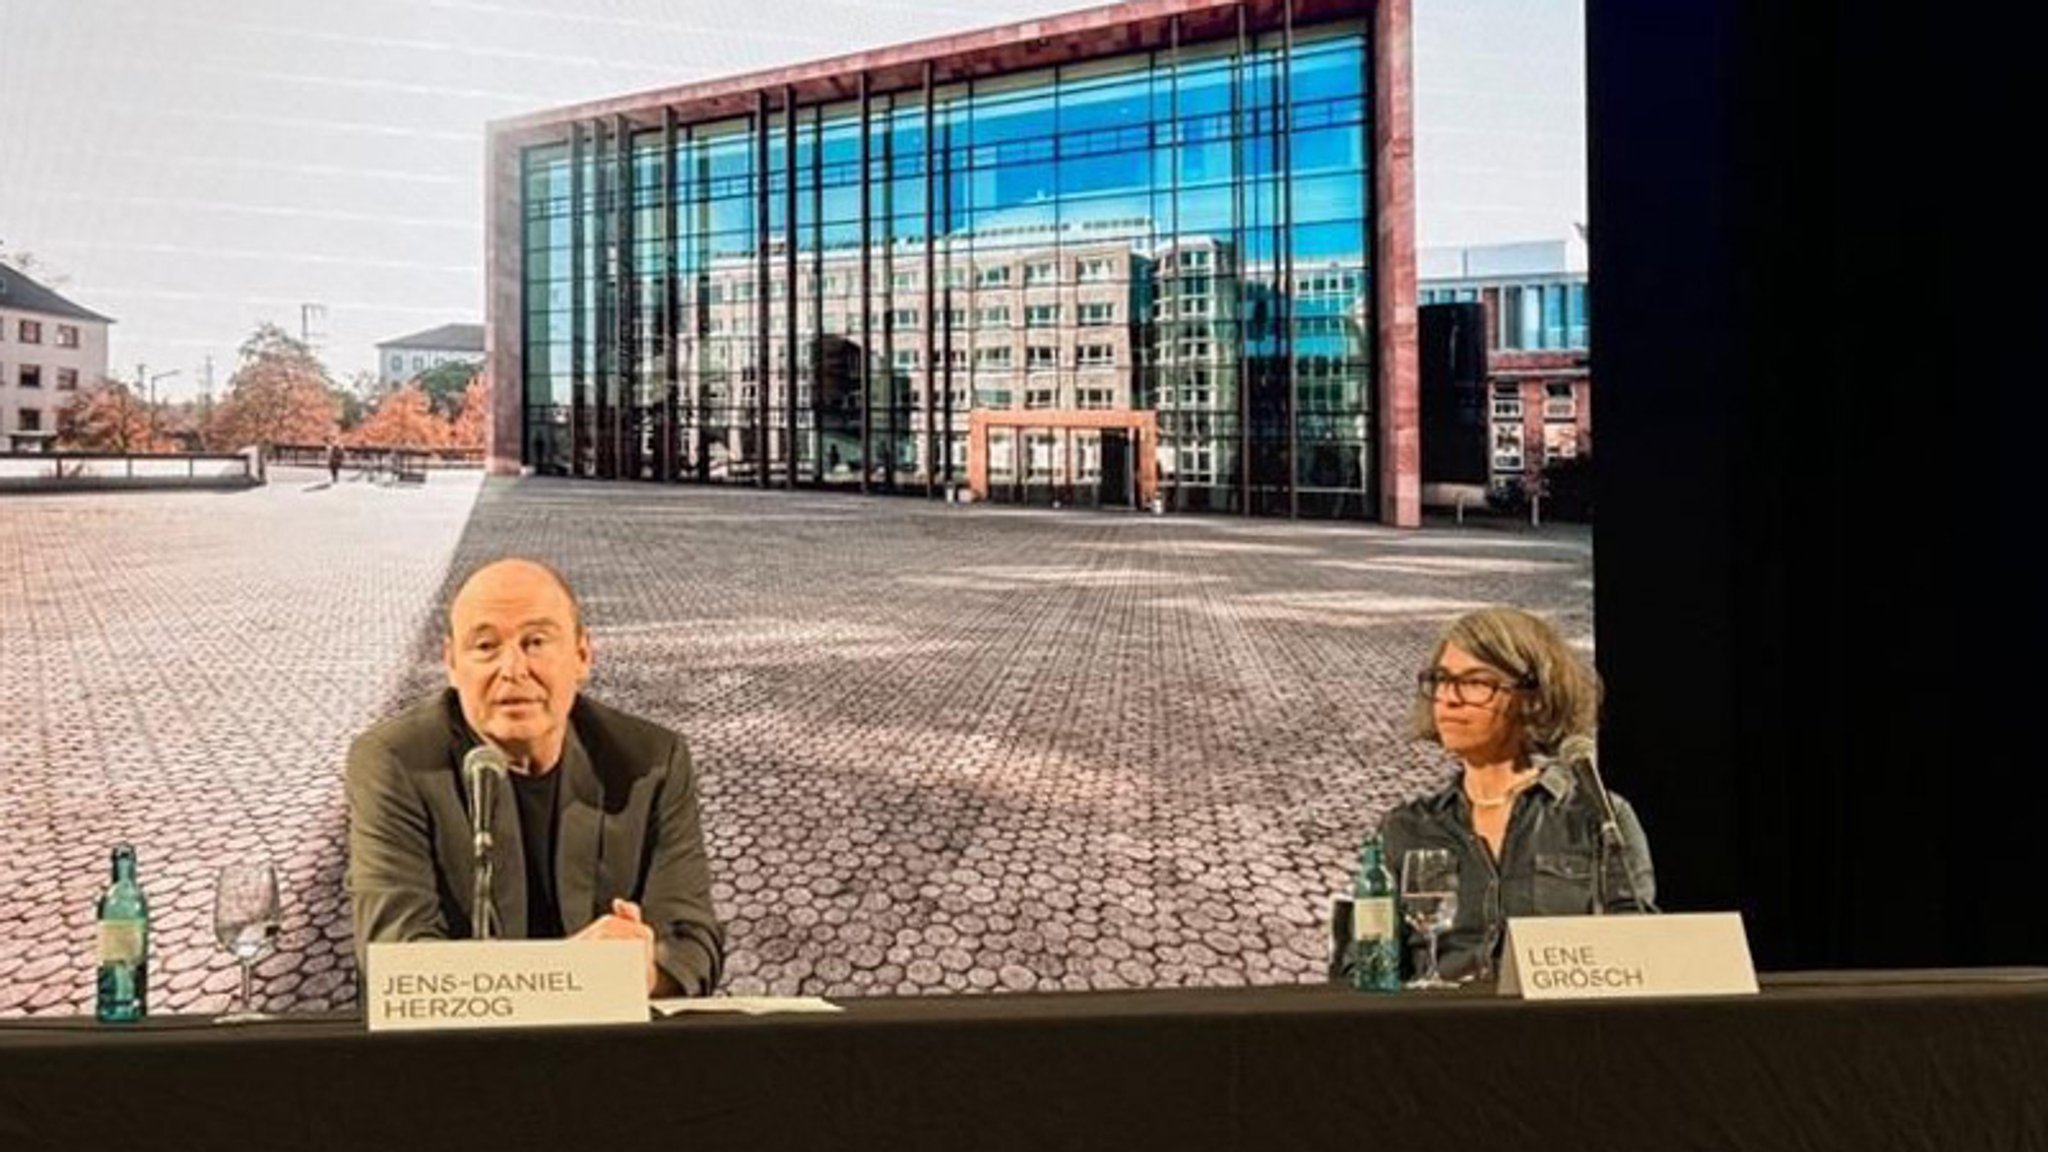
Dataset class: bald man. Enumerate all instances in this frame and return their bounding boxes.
[344,558,724,997]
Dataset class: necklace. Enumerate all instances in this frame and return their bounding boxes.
[1465,771,1538,809]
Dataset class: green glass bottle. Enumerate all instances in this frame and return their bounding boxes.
[1350,834,1401,992]
[95,844,149,1022]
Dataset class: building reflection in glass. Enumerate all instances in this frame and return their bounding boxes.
[519,22,1372,517]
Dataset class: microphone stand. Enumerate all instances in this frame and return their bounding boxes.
[1591,788,1654,914]
[1565,737,1656,915]
[472,817,496,941]
[465,752,503,941]
[1591,812,1610,917]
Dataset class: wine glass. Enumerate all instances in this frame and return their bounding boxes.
[212,860,281,1023]
[1400,849,1460,990]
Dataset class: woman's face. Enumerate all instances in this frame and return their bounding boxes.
[1427,642,1527,762]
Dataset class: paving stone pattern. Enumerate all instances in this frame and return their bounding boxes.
[1,469,483,1016]
[3,473,1591,1014]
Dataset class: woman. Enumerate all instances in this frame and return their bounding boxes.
[1355,607,1655,985]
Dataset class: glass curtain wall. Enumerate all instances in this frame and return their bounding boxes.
[522,21,1372,517]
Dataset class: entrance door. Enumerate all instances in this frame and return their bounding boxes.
[1098,428,1134,508]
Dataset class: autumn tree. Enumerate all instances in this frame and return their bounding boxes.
[206,323,338,450]
[414,360,480,420]
[56,379,177,452]
[331,370,383,433]
[348,383,451,448]
[449,373,490,449]
[156,400,208,452]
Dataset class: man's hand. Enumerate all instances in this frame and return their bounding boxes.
[574,899,660,995]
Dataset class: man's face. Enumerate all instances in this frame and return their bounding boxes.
[444,562,591,767]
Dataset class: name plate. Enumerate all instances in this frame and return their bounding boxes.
[1498,912,1758,1000]
[365,940,647,1032]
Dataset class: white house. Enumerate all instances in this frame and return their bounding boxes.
[0,265,114,452]
[376,323,484,388]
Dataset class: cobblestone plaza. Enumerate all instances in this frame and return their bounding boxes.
[1,472,1590,1013]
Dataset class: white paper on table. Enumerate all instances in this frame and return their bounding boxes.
[651,996,843,1017]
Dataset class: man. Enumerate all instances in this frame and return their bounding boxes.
[345,557,723,996]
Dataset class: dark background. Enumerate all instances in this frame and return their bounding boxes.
[1589,2,2038,967]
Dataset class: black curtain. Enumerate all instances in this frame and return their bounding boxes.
[1588,1,2040,967]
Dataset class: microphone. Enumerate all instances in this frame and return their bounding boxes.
[1557,734,1655,914]
[462,745,510,940]
[1558,733,1618,831]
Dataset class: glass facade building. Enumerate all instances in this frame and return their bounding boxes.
[1416,239,1591,491]
[1419,281,1589,352]
[491,0,1416,520]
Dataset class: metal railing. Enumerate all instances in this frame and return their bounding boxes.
[268,444,485,471]
[0,450,263,492]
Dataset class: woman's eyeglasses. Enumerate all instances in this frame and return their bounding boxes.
[1416,670,1530,706]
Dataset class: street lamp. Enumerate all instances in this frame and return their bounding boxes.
[136,364,181,448]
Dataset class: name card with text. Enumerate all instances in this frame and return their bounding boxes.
[366,940,647,1033]
[1498,913,1758,1000]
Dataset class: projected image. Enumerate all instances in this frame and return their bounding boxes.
[1,0,1595,1014]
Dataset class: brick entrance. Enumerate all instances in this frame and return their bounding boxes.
[967,409,1159,509]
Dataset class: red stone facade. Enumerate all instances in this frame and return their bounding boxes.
[1372,0,1419,525]
[1487,349,1591,490]
[967,408,1162,507]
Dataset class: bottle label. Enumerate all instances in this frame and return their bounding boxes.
[99,921,144,964]
[1351,896,1395,941]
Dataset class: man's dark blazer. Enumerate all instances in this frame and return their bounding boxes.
[344,689,724,995]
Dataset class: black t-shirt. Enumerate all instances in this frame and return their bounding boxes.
[510,770,565,939]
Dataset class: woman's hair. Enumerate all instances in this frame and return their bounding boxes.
[1411,606,1601,756]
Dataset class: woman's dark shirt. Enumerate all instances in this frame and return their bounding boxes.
[1340,756,1656,982]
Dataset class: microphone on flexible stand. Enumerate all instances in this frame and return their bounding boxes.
[462,745,511,940]
[1557,733,1656,914]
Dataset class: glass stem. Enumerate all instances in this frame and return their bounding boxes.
[1426,929,1442,983]
[239,958,254,1015]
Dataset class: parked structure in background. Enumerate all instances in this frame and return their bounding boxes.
[0,265,114,452]
[1418,237,1589,504]
[375,323,484,388]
